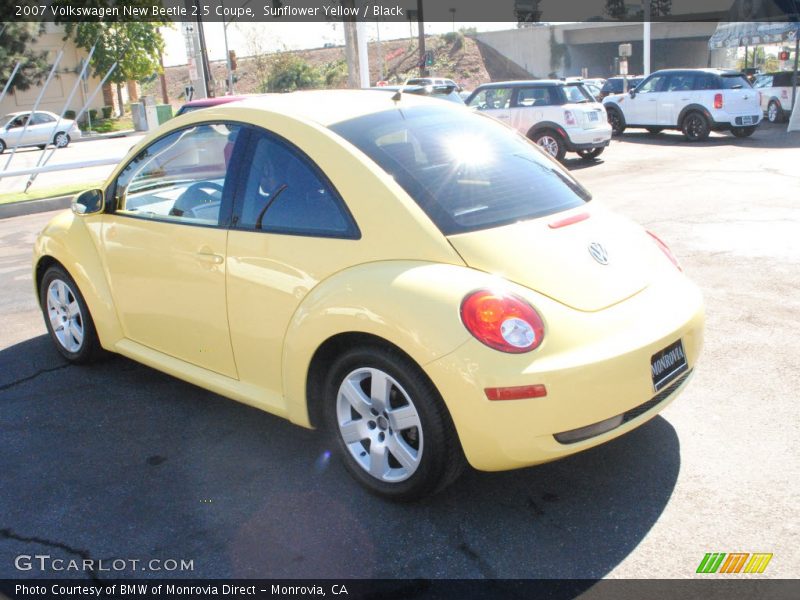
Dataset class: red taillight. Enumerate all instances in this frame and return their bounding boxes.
[647,231,682,272]
[460,290,544,353]
[714,93,723,109]
[564,110,576,126]
[485,384,547,401]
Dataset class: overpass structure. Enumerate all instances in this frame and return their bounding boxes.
[475,22,730,80]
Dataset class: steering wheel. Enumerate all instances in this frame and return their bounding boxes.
[170,181,224,217]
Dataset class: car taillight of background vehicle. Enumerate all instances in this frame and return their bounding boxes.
[564,110,577,126]
[714,93,723,109]
[460,290,544,353]
[647,231,682,271]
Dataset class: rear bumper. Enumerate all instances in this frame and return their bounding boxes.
[565,124,612,150]
[425,273,704,472]
[709,109,762,129]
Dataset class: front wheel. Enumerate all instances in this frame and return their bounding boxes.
[682,112,710,142]
[577,147,605,160]
[53,132,70,148]
[39,265,104,364]
[0,139,5,154]
[323,346,465,501]
[532,130,567,161]
[607,108,625,136]
[731,126,757,138]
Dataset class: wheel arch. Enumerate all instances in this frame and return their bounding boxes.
[34,214,123,349]
[526,121,568,141]
[677,104,712,128]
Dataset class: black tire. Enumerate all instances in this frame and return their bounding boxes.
[577,147,605,160]
[39,265,105,364]
[53,132,70,148]
[646,127,664,134]
[0,139,5,154]
[681,111,710,142]
[607,107,626,136]
[323,345,465,501]
[532,129,567,161]
[767,100,784,123]
[731,126,757,138]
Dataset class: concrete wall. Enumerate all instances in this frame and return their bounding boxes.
[476,22,734,80]
[1,24,108,119]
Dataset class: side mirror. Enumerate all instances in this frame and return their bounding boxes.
[629,89,636,98]
[71,189,104,216]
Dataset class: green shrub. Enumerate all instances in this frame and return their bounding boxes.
[64,110,76,120]
[260,54,322,93]
[101,106,113,119]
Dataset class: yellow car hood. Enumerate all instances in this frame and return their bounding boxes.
[446,207,652,312]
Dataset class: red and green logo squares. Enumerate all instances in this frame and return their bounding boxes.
[697,553,773,574]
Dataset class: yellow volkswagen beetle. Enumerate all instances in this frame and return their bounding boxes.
[33,91,703,500]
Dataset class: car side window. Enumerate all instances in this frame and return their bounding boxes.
[693,74,718,90]
[637,75,665,94]
[666,74,695,92]
[113,123,241,227]
[468,88,512,110]
[31,113,55,124]
[515,87,555,107]
[10,115,28,128]
[235,129,357,238]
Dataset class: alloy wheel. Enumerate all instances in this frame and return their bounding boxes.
[46,279,84,353]
[336,367,423,483]
[536,135,560,158]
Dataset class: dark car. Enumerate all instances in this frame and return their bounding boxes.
[599,77,645,100]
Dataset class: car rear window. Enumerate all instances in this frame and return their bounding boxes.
[329,105,590,235]
[720,75,751,89]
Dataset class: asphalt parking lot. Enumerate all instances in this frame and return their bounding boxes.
[0,122,798,581]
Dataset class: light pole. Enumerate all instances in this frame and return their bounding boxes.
[450,8,456,33]
[220,0,253,95]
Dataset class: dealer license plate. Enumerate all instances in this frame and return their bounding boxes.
[741,115,754,125]
[651,339,688,392]
[588,111,599,121]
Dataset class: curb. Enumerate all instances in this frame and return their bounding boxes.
[74,129,139,143]
[0,195,71,220]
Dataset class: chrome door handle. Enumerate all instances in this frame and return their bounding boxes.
[196,251,223,265]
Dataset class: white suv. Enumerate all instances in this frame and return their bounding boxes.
[603,69,762,141]
[466,80,611,161]
[753,71,798,123]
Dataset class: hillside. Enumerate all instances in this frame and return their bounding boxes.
[147,34,533,107]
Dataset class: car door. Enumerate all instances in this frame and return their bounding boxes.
[510,86,555,134]
[3,114,30,147]
[225,127,361,401]
[28,112,55,144]
[467,87,514,126]
[627,74,666,124]
[100,122,241,378]
[662,72,695,126]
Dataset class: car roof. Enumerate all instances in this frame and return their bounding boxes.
[229,89,458,126]
[651,68,744,76]
[473,80,576,90]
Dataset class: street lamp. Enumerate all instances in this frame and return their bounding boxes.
[449,8,456,33]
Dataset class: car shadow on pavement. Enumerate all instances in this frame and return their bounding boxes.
[0,335,680,583]
[613,122,799,149]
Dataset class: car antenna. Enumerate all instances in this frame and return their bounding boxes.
[392,78,411,102]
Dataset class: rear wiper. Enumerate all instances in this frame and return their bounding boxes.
[254,184,288,230]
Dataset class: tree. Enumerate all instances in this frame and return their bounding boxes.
[0,4,47,94]
[260,54,322,93]
[61,7,168,115]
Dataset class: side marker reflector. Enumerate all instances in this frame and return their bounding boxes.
[485,384,547,401]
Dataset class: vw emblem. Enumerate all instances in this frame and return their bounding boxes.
[588,242,609,265]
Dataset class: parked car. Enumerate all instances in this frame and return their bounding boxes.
[371,83,464,104]
[175,95,251,116]
[465,80,611,160]
[598,76,645,101]
[752,71,798,123]
[35,91,703,500]
[405,77,460,90]
[603,68,762,140]
[0,110,81,153]
[583,82,603,101]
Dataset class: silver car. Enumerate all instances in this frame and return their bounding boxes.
[0,110,82,153]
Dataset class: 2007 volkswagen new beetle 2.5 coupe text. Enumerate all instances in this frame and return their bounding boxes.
[34,91,704,500]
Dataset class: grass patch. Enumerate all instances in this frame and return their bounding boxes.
[0,180,103,205]
[87,116,134,134]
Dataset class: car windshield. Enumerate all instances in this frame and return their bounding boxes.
[720,74,751,89]
[563,84,593,103]
[330,105,590,235]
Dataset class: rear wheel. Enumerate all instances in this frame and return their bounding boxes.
[53,132,70,148]
[323,345,465,501]
[532,129,566,161]
[0,139,5,154]
[39,265,104,364]
[682,111,710,142]
[767,101,783,123]
[607,107,625,136]
[731,126,757,138]
[577,147,605,160]
[646,127,664,134]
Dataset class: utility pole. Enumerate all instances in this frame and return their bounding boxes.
[343,13,359,89]
[643,0,651,76]
[417,0,426,76]
[194,0,213,97]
